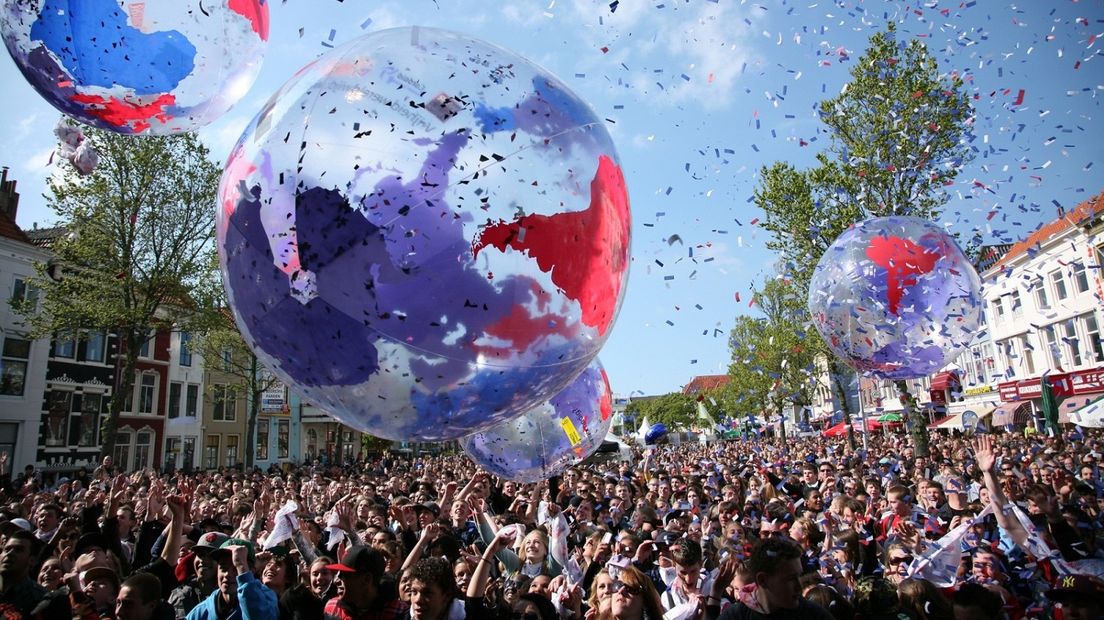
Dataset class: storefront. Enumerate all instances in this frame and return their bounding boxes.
[997,367,1104,426]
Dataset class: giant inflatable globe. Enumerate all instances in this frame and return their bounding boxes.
[808,216,981,380]
[460,360,614,483]
[217,27,631,441]
[1,0,268,134]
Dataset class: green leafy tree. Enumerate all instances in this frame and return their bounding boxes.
[17,127,219,461]
[626,392,699,432]
[726,276,819,441]
[754,24,974,456]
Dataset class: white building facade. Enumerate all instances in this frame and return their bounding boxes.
[0,181,51,473]
[981,195,1104,428]
[164,328,203,471]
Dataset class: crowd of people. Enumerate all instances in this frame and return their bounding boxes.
[1,427,1103,620]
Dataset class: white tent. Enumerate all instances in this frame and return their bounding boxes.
[1070,395,1104,428]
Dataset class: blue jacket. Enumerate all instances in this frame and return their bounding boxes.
[185,573,279,620]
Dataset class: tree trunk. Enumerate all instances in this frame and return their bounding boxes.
[102,329,138,462]
[245,356,259,470]
[332,423,344,466]
[830,360,857,451]
[896,380,930,457]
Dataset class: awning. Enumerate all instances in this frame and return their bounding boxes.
[991,401,1032,426]
[823,422,849,437]
[931,371,961,391]
[1063,394,1104,428]
[928,413,963,430]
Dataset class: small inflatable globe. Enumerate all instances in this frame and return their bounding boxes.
[644,422,668,445]
[460,360,614,483]
[1,0,268,134]
[217,27,631,441]
[808,216,981,380]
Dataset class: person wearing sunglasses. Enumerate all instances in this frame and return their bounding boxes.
[603,567,663,620]
[882,543,913,587]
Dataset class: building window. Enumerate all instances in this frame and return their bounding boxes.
[183,437,195,470]
[79,393,101,447]
[1072,262,1090,294]
[53,334,76,359]
[204,435,220,469]
[1042,326,1059,369]
[168,382,182,419]
[179,331,192,367]
[1033,279,1050,310]
[306,429,318,459]
[0,337,31,396]
[114,430,132,471]
[221,349,233,372]
[1049,270,1067,301]
[83,331,106,363]
[1085,315,1104,363]
[991,299,1005,323]
[1064,321,1083,367]
[165,437,180,470]
[10,277,38,308]
[135,430,152,470]
[45,390,71,446]
[185,384,199,417]
[277,419,289,459]
[257,420,270,461]
[1010,291,1023,317]
[138,374,156,414]
[212,385,236,421]
[138,332,153,359]
[1020,337,1035,375]
[225,435,239,468]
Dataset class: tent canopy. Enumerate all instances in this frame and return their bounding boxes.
[991,401,1031,426]
[1065,395,1104,428]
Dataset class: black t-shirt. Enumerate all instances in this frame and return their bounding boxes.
[718,599,835,620]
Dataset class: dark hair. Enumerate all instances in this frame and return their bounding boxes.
[671,538,702,567]
[516,593,558,620]
[745,537,801,578]
[121,572,162,604]
[898,578,954,620]
[952,583,1001,617]
[803,584,853,620]
[409,557,456,598]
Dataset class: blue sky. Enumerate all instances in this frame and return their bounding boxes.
[2,0,1102,398]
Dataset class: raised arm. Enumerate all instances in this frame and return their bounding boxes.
[402,522,441,573]
[974,435,1029,546]
[468,527,516,599]
[160,494,190,567]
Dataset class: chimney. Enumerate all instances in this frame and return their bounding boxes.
[0,167,19,222]
[1056,203,1065,218]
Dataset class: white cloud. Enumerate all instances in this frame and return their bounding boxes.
[561,0,764,109]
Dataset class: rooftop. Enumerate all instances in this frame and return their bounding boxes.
[987,192,1104,272]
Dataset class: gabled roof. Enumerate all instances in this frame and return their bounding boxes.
[0,209,30,244]
[988,192,1104,272]
[682,374,730,395]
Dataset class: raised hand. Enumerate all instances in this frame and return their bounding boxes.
[167,494,190,522]
[335,500,356,533]
[973,435,996,473]
[711,555,741,599]
[421,522,442,542]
